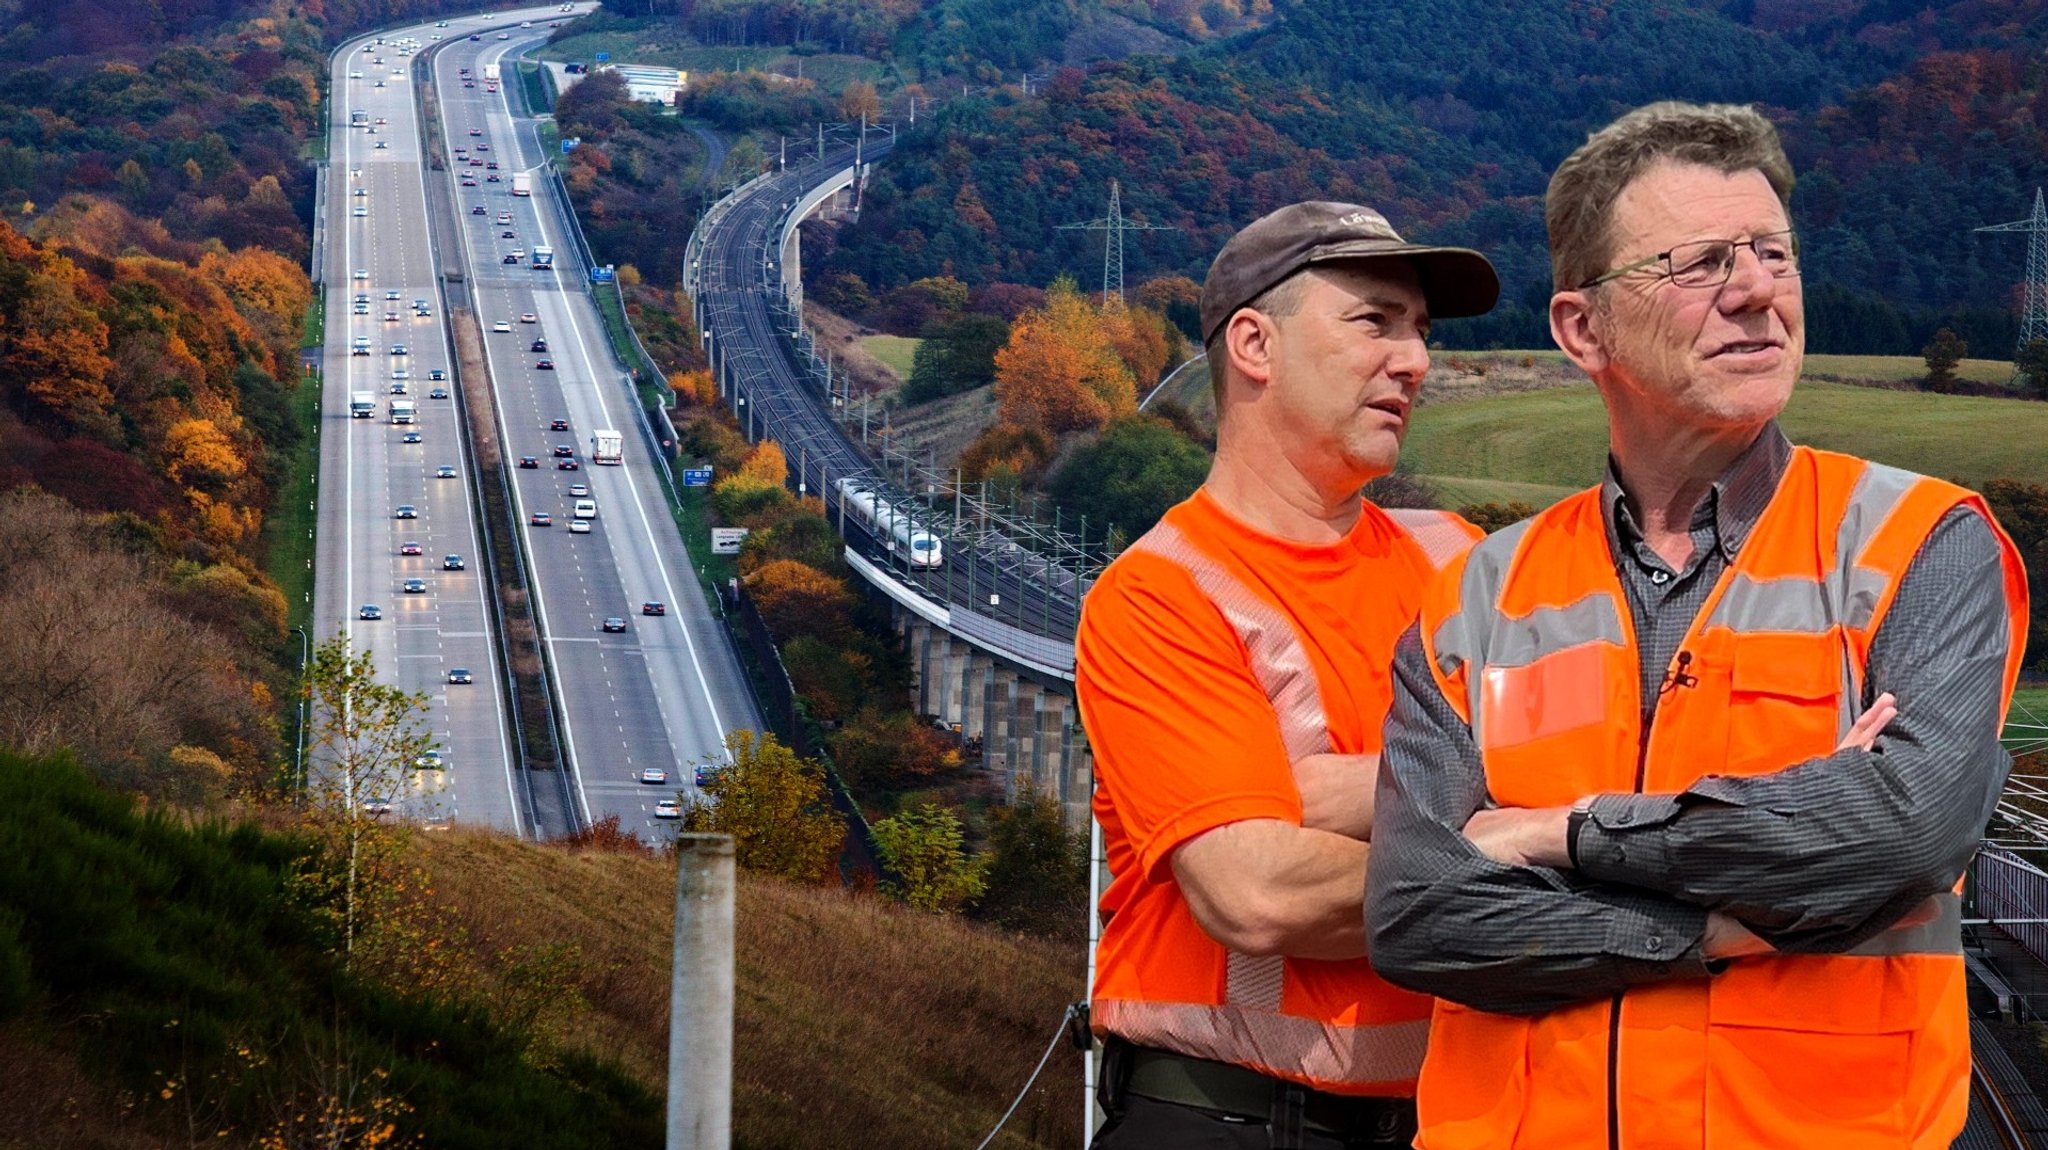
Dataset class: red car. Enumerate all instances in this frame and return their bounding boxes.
[530,511,552,526]
[642,602,666,616]
[400,541,423,556]
[535,359,554,370]
[556,458,580,471]
[550,418,569,431]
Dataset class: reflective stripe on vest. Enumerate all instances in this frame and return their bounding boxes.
[1432,460,1940,749]
[1096,506,1467,1090]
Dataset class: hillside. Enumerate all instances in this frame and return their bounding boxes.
[0,751,1086,1149]
[820,0,2048,355]
[419,830,1087,1149]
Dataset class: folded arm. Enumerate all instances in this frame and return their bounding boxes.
[1567,508,2017,951]
[1364,628,1715,1015]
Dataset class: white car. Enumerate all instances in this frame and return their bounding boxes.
[352,205,367,217]
[348,70,363,79]
[519,312,537,323]
[567,519,591,534]
[639,767,668,785]
[653,799,681,820]
[492,320,511,333]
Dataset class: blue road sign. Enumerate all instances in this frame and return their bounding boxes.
[595,51,609,62]
[590,265,614,283]
[682,467,713,487]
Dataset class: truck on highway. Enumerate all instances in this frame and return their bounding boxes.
[390,397,418,424]
[483,63,500,82]
[351,391,377,418]
[511,173,531,197]
[833,477,945,568]
[531,244,554,269]
[351,108,368,127]
[590,429,622,465]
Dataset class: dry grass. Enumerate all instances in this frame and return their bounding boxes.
[802,303,901,399]
[887,386,1004,471]
[415,828,1086,1149]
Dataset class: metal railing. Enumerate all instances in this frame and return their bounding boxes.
[1976,845,2048,970]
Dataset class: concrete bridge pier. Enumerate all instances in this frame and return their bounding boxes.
[893,610,1093,831]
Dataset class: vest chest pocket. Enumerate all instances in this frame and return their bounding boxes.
[1723,632,1843,776]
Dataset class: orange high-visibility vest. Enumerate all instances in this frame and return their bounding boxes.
[1089,504,1478,1096]
[1414,447,2029,1149]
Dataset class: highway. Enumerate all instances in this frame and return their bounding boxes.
[315,13,544,832]
[428,23,760,838]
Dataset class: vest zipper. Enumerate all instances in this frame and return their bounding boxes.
[1607,992,1623,1150]
[1613,711,1655,1149]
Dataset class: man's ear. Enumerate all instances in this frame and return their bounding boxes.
[1224,309,1278,391]
[1550,289,1610,377]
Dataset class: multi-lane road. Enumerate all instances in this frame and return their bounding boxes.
[314,6,757,839]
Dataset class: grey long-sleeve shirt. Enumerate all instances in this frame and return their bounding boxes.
[1364,425,2018,1016]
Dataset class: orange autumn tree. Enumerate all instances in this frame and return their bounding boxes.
[990,275,1136,435]
[746,558,857,642]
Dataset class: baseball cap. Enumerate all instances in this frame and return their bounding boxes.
[1199,202,1500,345]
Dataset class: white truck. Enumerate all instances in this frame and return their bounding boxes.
[483,63,501,82]
[590,429,622,465]
[390,397,418,424]
[351,391,377,418]
[511,173,531,197]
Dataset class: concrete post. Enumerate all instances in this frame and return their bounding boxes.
[667,834,735,1150]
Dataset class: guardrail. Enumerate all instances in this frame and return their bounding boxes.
[1977,845,2048,971]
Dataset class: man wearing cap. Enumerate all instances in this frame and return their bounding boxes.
[1365,101,2030,1149]
[1076,202,1497,1148]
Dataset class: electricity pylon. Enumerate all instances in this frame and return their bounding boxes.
[1975,187,2048,377]
[1058,180,1175,309]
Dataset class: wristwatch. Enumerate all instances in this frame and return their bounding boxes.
[1565,797,1595,870]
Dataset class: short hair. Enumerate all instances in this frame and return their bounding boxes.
[1546,101,1795,292]
[1207,271,1310,419]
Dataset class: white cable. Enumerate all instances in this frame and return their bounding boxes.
[972,1004,1079,1150]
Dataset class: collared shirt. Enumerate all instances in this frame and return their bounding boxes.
[1364,422,2015,1015]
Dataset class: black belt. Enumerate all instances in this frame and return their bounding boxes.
[1104,1039,1413,1145]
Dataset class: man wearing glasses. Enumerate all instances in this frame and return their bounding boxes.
[1365,100,2030,1149]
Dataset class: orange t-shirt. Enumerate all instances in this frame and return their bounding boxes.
[1077,487,1478,1093]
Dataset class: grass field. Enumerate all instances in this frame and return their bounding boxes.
[2011,687,2048,752]
[1803,354,2014,386]
[1403,379,2048,505]
[862,334,919,379]
[536,25,887,91]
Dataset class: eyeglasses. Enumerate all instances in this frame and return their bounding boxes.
[1579,231,1799,290]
